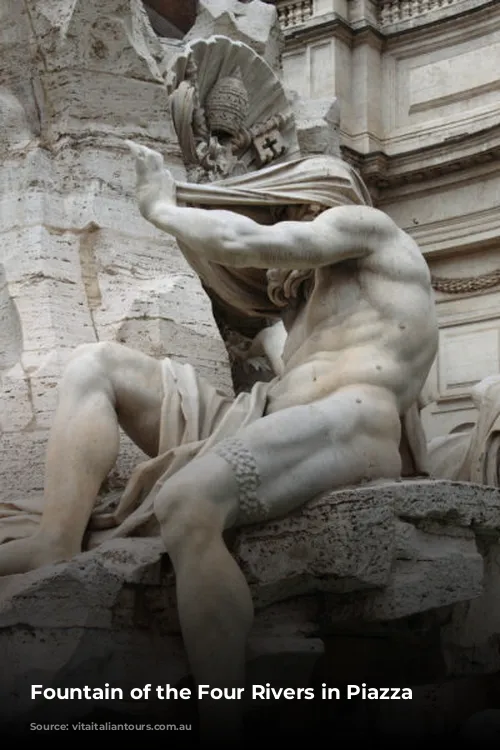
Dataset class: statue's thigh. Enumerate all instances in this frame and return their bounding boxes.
[213,392,398,527]
[154,390,400,535]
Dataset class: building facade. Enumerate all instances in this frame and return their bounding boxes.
[273,0,500,439]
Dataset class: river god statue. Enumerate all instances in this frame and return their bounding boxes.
[0,142,439,741]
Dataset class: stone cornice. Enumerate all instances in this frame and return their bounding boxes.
[282,13,384,49]
[380,0,496,38]
[340,124,500,191]
[384,0,499,52]
[403,208,500,258]
[281,0,497,48]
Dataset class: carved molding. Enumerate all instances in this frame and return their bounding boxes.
[274,0,495,33]
[407,206,500,258]
[340,126,500,190]
[283,14,382,49]
[280,0,497,51]
[379,0,494,30]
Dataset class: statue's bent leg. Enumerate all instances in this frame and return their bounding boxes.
[153,384,402,741]
[0,342,164,576]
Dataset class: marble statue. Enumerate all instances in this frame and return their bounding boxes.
[0,140,439,739]
[427,374,500,486]
[166,33,340,390]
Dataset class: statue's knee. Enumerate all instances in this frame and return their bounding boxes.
[62,342,114,393]
[154,479,216,553]
[70,340,118,363]
[154,479,193,532]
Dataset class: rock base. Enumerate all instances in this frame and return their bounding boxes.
[0,479,499,731]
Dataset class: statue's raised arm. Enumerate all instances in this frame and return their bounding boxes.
[128,142,410,272]
[121,139,439,742]
[0,134,438,748]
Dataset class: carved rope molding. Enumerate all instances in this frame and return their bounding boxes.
[431,268,500,294]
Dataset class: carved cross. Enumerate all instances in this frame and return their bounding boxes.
[262,134,280,157]
[252,128,286,166]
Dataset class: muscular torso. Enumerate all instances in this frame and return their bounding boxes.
[264,235,438,416]
[178,204,438,421]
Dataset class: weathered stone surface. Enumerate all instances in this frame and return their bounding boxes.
[1,480,499,722]
[278,0,500,445]
[185,0,283,73]
[441,541,500,677]
[0,0,233,507]
[287,92,341,157]
[235,479,496,613]
[4,480,493,625]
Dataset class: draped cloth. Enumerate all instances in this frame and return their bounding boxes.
[0,360,274,548]
[175,154,429,479]
[173,155,375,321]
[428,376,500,486]
[0,155,430,551]
[176,155,374,210]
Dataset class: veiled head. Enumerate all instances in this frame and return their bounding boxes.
[265,202,325,307]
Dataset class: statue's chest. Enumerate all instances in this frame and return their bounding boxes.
[311,264,362,318]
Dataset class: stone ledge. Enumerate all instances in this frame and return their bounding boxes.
[0,479,499,721]
[1,480,498,627]
[235,479,499,614]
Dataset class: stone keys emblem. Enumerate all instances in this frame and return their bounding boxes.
[170,57,288,183]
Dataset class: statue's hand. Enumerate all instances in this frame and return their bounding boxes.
[243,355,272,374]
[125,140,176,217]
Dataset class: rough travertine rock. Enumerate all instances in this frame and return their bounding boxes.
[236,479,497,616]
[0,0,233,509]
[1,480,499,723]
[287,92,341,157]
[185,0,283,73]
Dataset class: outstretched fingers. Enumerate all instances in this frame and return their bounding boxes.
[125,140,176,209]
[125,140,165,177]
[124,139,141,157]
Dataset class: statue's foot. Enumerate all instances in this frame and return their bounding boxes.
[0,533,73,577]
[125,140,176,211]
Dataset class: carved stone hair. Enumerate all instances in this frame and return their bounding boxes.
[267,269,315,307]
[266,203,324,307]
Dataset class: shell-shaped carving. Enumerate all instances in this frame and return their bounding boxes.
[168,35,300,176]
